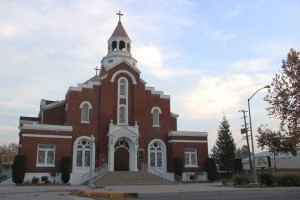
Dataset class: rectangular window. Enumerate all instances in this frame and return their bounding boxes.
[36,144,55,167]
[184,148,198,167]
[150,152,155,167]
[138,149,145,160]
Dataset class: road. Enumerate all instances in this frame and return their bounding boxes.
[94,192,300,200]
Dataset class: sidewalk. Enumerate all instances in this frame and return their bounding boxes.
[78,182,300,198]
[1,183,300,199]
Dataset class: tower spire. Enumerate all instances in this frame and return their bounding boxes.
[116,11,123,22]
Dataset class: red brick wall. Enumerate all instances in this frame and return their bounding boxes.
[42,104,66,125]
[19,130,72,173]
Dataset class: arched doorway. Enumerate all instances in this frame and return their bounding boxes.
[114,139,129,171]
[148,139,167,171]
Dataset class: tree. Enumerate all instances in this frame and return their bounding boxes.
[210,145,219,159]
[264,48,300,145]
[240,145,251,159]
[215,115,236,174]
[0,143,18,165]
[236,147,243,159]
[256,124,297,175]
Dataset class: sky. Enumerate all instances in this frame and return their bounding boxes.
[1,0,300,154]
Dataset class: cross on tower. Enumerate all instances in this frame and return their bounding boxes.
[94,66,99,76]
[116,11,123,22]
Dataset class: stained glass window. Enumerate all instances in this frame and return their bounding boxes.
[75,139,91,167]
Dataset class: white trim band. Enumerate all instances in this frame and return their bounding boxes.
[22,134,72,139]
[168,131,208,137]
[21,124,73,131]
[168,140,208,143]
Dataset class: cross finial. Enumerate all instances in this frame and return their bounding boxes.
[116,11,123,22]
[94,66,99,75]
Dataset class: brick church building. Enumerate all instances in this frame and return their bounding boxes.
[18,13,208,184]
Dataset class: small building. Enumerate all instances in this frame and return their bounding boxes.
[242,151,300,173]
[17,13,209,184]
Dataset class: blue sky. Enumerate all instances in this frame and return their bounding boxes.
[1,0,299,153]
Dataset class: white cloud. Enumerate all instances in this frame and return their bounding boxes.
[135,43,194,79]
[230,58,271,72]
[174,73,272,120]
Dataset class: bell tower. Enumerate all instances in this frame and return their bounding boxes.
[101,11,138,69]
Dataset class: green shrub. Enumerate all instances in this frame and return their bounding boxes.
[61,156,72,183]
[275,173,300,186]
[31,176,39,183]
[232,173,249,185]
[260,173,274,186]
[173,158,183,177]
[205,158,218,181]
[233,159,243,174]
[12,155,26,184]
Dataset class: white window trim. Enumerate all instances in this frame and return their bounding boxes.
[36,144,56,167]
[184,148,198,168]
[79,101,92,123]
[118,104,128,125]
[148,139,167,171]
[118,78,128,99]
[151,107,162,127]
[117,77,129,125]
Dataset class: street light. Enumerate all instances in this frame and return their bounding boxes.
[248,85,270,184]
[88,134,95,188]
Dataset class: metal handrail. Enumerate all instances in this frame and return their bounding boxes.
[139,163,181,183]
[81,163,109,184]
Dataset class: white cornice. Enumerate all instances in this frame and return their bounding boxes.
[22,134,72,139]
[170,112,179,118]
[145,86,170,99]
[168,131,208,137]
[20,124,73,132]
[104,58,140,74]
[41,100,66,110]
[66,81,100,96]
[168,140,208,143]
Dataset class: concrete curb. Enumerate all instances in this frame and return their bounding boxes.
[137,187,300,198]
[78,187,300,199]
[76,189,137,198]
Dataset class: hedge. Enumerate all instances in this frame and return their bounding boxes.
[61,156,72,183]
[205,158,218,181]
[12,155,26,184]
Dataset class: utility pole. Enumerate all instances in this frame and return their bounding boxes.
[239,110,252,170]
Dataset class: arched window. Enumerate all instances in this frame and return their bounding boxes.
[151,107,162,127]
[119,40,125,50]
[148,140,166,169]
[127,43,131,52]
[75,138,91,167]
[112,41,117,51]
[80,101,92,123]
[119,79,126,96]
[118,105,126,124]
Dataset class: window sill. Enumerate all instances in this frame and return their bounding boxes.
[153,125,160,127]
[81,121,90,124]
[36,164,55,167]
[185,165,199,168]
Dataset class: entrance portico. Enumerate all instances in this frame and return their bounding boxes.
[107,120,139,171]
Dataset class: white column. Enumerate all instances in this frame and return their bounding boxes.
[133,144,139,171]
[108,144,114,171]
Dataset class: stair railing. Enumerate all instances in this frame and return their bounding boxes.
[139,163,181,183]
[81,163,109,184]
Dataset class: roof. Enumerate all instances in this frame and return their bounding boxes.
[110,21,130,40]
[84,75,100,84]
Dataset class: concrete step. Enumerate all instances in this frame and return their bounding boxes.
[93,171,175,186]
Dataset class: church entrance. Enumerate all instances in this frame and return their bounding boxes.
[114,139,129,171]
[114,147,129,171]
